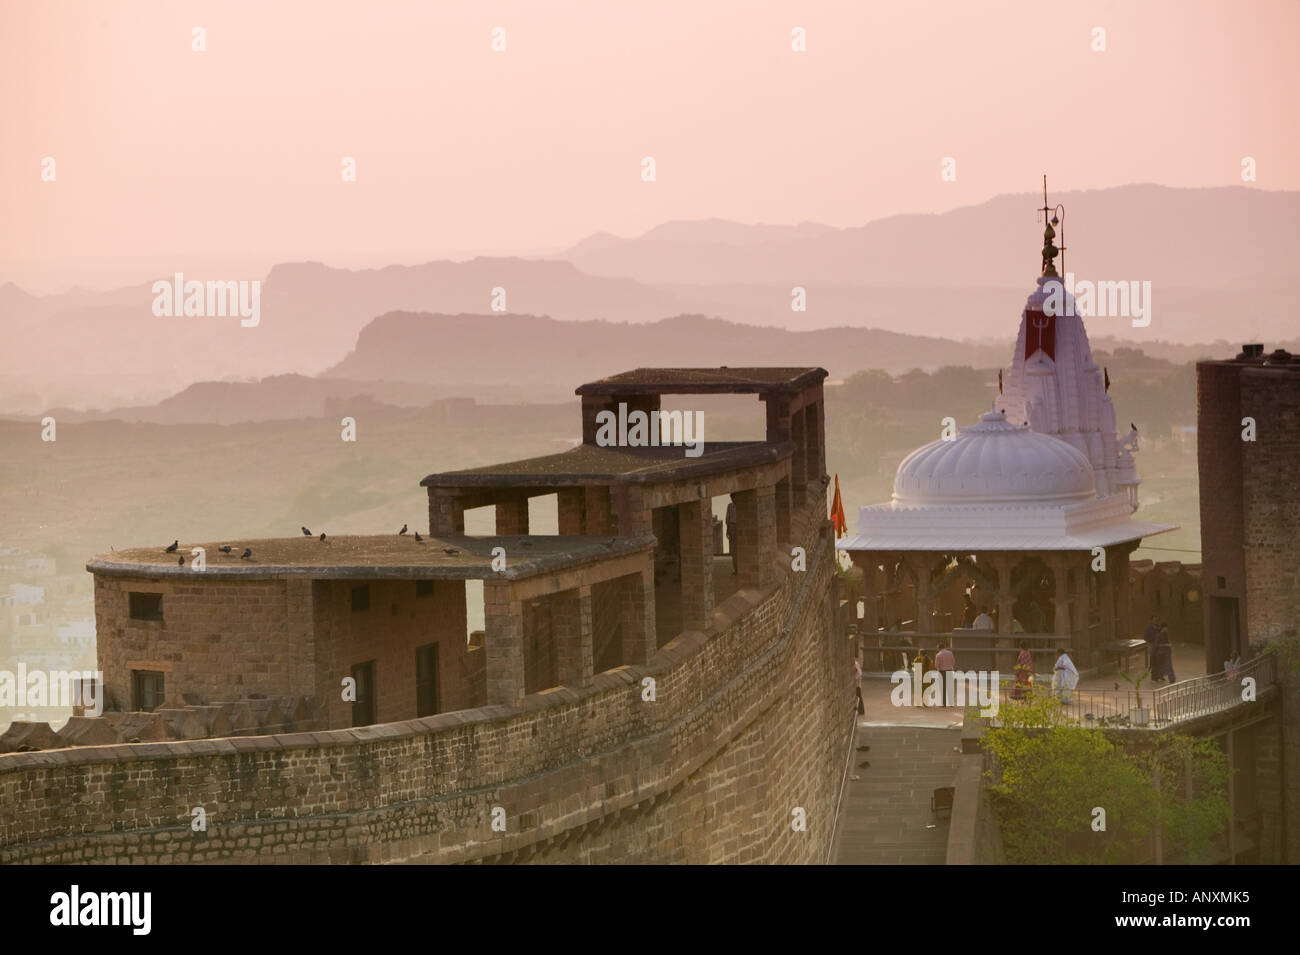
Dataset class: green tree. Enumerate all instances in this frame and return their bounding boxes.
[983,689,1231,864]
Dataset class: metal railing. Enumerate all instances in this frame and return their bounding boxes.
[1013,652,1278,729]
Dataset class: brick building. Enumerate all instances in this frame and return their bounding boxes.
[1197,345,1300,670]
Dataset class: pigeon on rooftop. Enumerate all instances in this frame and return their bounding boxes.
[319,532,327,542]
[398,524,408,535]
[165,540,179,553]
[414,532,423,542]
[443,547,459,555]
[240,548,252,560]
[219,545,233,554]
[178,556,184,566]
[302,526,312,536]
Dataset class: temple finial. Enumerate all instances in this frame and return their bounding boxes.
[1039,175,1065,277]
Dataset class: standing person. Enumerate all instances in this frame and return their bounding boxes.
[1156,622,1176,683]
[972,605,995,631]
[725,500,738,574]
[1143,615,1160,672]
[913,646,934,704]
[1052,647,1079,704]
[854,656,865,714]
[961,592,978,628]
[934,640,956,706]
[1147,621,1167,683]
[1012,641,1034,701]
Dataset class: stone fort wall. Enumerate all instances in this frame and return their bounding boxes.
[1,515,853,864]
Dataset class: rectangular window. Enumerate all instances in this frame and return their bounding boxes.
[131,670,165,712]
[128,592,164,621]
[351,585,370,612]
[416,643,440,717]
[351,660,376,726]
[415,580,434,598]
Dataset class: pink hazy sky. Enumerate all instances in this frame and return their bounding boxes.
[3,0,1297,292]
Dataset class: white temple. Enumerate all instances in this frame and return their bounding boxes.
[836,186,1177,662]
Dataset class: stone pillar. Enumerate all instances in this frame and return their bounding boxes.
[804,402,824,484]
[906,553,934,635]
[581,396,616,445]
[733,489,758,587]
[732,485,779,590]
[679,498,714,631]
[584,486,612,535]
[1099,550,1116,647]
[613,485,652,537]
[790,407,808,491]
[484,580,524,706]
[557,488,585,535]
[1051,556,1071,637]
[1074,559,1092,638]
[774,479,792,545]
[495,495,530,535]
[854,554,879,634]
[755,484,778,589]
[428,489,465,536]
[995,553,1017,636]
[763,393,794,444]
[554,586,593,688]
[1114,543,1134,641]
[621,567,656,664]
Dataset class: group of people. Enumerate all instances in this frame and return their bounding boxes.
[1011,643,1079,703]
[1143,616,1177,683]
[907,641,958,705]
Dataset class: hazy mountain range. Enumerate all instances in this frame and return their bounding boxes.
[2,184,1296,414]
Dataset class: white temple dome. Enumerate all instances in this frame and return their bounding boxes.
[892,408,1096,506]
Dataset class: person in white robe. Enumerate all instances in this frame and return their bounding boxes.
[1052,648,1079,704]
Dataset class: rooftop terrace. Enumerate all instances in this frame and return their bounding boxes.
[87,534,655,580]
[575,366,827,395]
[421,440,790,487]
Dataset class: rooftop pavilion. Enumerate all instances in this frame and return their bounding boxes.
[422,366,829,541]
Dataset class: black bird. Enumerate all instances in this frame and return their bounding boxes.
[165,540,179,553]
[443,547,459,555]
[240,548,252,560]
[319,532,327,542]
[414,532,423,542]
[178,555,185,566]
[857,761,870,769]
[398,524,408,535]
[302,526,312,536]
[1130,422,1138,433]
[219,545,232,554]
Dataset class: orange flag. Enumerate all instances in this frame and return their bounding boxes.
[830,474,847,538]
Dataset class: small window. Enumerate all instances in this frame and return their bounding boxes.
[129,592,163,621]
[131,670,165,712]
[415,580,434,598]
[351,585,370,612]
[351,660,376,726]
[416,643,439,717]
